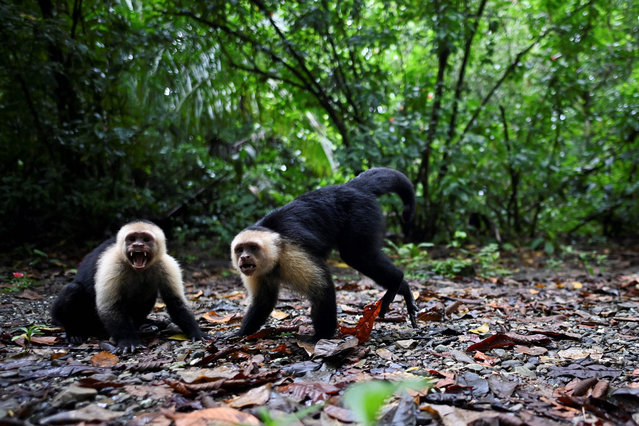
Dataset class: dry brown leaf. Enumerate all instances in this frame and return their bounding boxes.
[39,404,124,424]
[338,299,382,343]
[124,384,173,399]
[278,382,340,403]
[16,289,43,300]
[227,383,272,408]
[29,336,58,345]
[376,347,393,360]
[270,310,289,320]
[202,311,242,324]
[417,309,443,322]
[323,404,355,422]
[128,412,172,426]
[90,350,119,367]
[314,336,358,357]
[164,407,260,426]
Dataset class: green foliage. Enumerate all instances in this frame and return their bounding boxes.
[1,0,638,254]
[384,240,434,277]
[472,243,511,278]
[11,324,46,345]
[2,273,38,294]
[343,378,434,426]
[257,403,323,426]
[386,239,510,278]
[545,244,608,274]
[430,257,475,278]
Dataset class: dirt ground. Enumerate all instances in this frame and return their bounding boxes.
[1,245,639,425]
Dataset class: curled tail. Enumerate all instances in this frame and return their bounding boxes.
[347,168,416,222]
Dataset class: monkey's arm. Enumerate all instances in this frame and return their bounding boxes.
[94,262,143,353]
[237,276,280,336]
[99,302,142,353]
[158,257,206,340]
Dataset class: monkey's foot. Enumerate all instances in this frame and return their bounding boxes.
[400,280,419,328]
[405,298,418,328]
[379,288,400,319]
[380,281,419,328]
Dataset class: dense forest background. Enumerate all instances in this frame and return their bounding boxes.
[1,0,638,256]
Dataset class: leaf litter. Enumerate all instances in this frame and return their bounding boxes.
[0,246,639,424]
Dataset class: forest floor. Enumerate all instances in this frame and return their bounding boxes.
[1,243,639,425]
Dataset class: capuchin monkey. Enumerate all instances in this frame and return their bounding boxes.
[52,220,206,352]
[231,168,418,341]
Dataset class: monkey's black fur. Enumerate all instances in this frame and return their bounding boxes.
[51,238,113,343]
[238,168,418,339]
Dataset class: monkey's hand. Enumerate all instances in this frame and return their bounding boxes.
[66,334,87,345]
[190,329,211,342]
[115,338,145,354]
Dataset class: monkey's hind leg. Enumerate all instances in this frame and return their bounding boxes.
[341,248,418,328]
[51,282,104,344]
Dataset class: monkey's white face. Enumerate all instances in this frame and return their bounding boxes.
[231,229,280,278]
[122,231,157,270]
[233,242,261,276]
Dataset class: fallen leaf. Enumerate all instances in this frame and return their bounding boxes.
[163,407,260,426]
[467,332,552,352]
[558,346,603,360]
[202,311,242,324]
[469,323,490,334]
[128,412,171,426]
[338,299,382,343]
[227,383,272,408]
[473,351,499,366]
[324,404,355,423]
[270,310,289,320]
[396,339,417,349]
[376,347,393,360]
[421,403,521,425]
[39,404,124,424]
[466,334,516,352]
[77,377,124,389]
[15,289,43,300]
[29,336,58,345]
[90,351,119,367]
[515,345,547,355]
[178,366,239,383]
[278,382,340,403]
[417,309,443,322]
[570,281,583,289]
[124,384,173,399]
[314,336,358,358]
[168,333,189,341]
[548,363,622,379]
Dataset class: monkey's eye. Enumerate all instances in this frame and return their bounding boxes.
[248,244,258,251]
[143,237,150,243]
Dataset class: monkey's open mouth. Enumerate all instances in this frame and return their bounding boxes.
[128,250,151,270]
[239,262,256,275]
